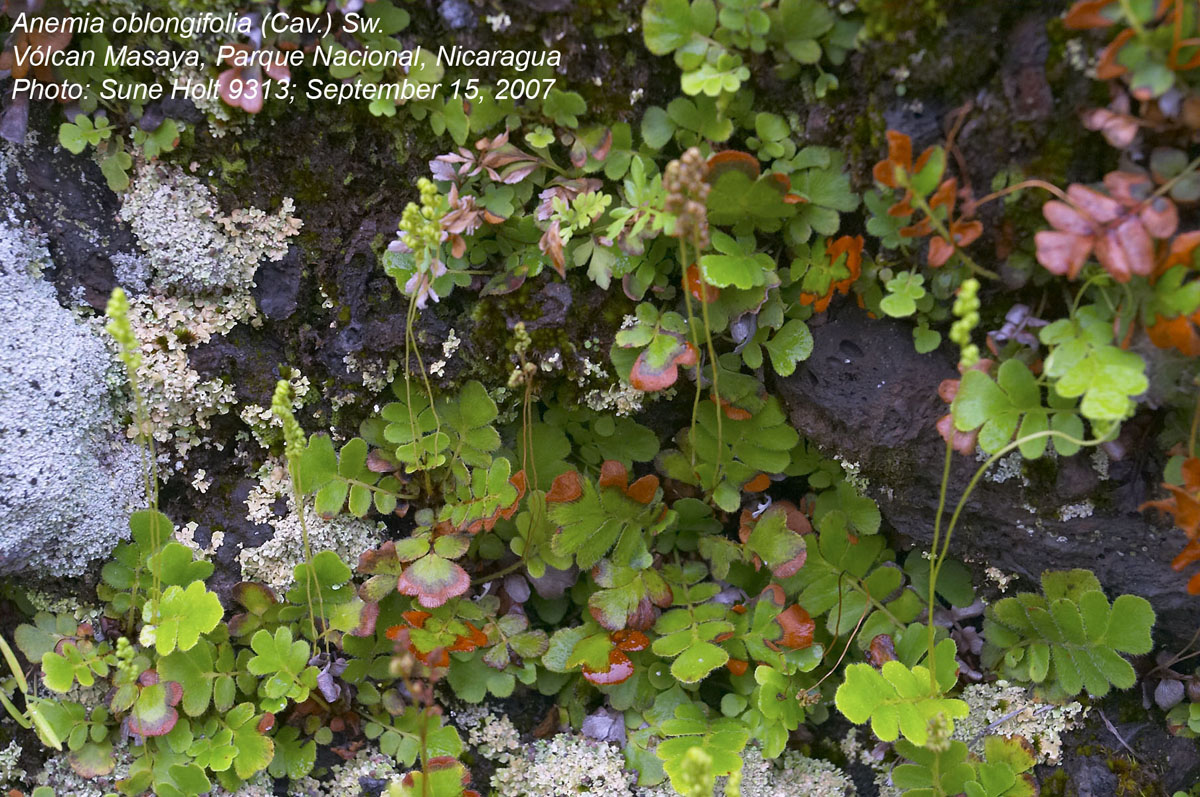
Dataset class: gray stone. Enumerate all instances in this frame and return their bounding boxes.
[0,213,142,576]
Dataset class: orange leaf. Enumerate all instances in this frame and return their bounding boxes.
[598,460,629,491]
[929,179,957,213]
[1160,230,1200,274]
[546,470,583,503]
[873,130,912,188]
[774,605,815,650]
[1097,28,1136,79]
[1065,0,1116,28]
[1147,312,1200,357]
[401,610,431,629]
[685,263,719,303]
[706,149,761,182]
[1173,538,1200,571]
[626,474,660,504]
[449,622,488,652]
[611,629,650,652]
[712,395,753,420]
[582,649,635,685]
[744,473,771,492]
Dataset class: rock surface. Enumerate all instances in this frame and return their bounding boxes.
[774,303,1194,642]
[0,211,142,576]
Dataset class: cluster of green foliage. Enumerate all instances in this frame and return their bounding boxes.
[12,0,1200,794]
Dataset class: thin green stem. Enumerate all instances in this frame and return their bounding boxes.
[698,286,723,492]
[926,440,953,690]
[126,353,162,625]
[472,559,527,586]
[1151,153,1200,201]
[403,290,441,496]
[680,240,703,474]
[925,428,1115,679]
[1117,0,1147,36]
[288,462,329,658]
[1069,272,1109,320]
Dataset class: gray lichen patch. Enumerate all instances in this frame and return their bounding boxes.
[118,162,300,295]
[237,460,383,592]
[0,214,143,576]
[112,163,303,460]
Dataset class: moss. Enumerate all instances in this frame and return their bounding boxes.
[857,0,947,45]
[1107,753,1160,796]
[462,275,633,407]
[1041,768,1069,797]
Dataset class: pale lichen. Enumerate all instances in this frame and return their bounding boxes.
[0,214,143,575]
[176,520,224,559]
[238,460,383,592]
[292,748,399,796]
[984,566,1016,593]
[732,746,857,797]
[467,712,522,764]
[1057,500,1094,522]
[636,745,857,797]
[584,382,646,416]
[238,372,312,449]
[954,680,1085,765]
[980,450,1028,486]
[114,164,302,460]
[119,162,299,294]
[124,291,255,458]
[36,749,130,796]
[0,741,24,790]
[491,732,635,796]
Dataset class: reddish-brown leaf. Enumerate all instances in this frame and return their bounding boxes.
[705,149,761,182]
[1065,0,1116,28]
[744,473,771,492]
[685,263,719,303]
[1097,28,1136,79]
[726,658,749,677]
[1096,217,1154,282]
[546,470,583,503]
[629,343,692,392]
[1138,197,1179,239]
[598,460,629,491]
[760,583,786,606]
[397,560,471,608]
[626,474,660,504]
[1068,183,1125,223]
[582,650,635,685]
[774,605,815,650]
[867,634,898,667]
[611,629,650,652]
[1082,107,1139,149]
[1034,230,1094,279]
[777,500,813,535]
[928,236,956,269]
